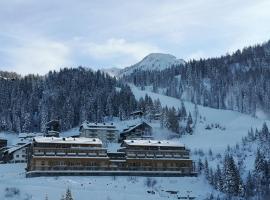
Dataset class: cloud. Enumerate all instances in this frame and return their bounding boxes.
[84,38,161,66]
[2,36,70,75]
[1,0,270,73]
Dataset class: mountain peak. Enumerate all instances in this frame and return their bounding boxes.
[118,53,185,77]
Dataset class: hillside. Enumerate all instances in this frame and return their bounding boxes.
[122,40,270,118]
[1,86,269,199]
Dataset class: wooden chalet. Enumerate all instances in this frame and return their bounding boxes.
[120,121,152,141]
[130,110,144,119]
[45,120,61,137]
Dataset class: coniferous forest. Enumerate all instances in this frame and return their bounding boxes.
[122,40,270,117]
[0,67,138,132]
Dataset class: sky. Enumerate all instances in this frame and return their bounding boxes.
[0,0,270,75]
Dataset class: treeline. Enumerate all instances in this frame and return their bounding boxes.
[0,67,139,132]
[122,40,270,116]
[199,123,270,199]
[136,95,194,134]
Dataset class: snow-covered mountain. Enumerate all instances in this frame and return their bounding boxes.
[100,67,122,77]
[117,53,185,77]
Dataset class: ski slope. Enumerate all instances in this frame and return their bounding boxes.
[130,85,270,154]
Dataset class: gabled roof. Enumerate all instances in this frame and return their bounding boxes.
[120,121,152,136]
[130,110,144,115]
[5,143,30,154]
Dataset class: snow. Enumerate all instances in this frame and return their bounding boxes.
[0,132,20,146]
[123,139,185,147]
[34,136,103,145]
[130,84,270,155]
[1,85,269,199]
[101,67,121,77]
[118,53,185,77]
[6,143,30,154]
[80,121,118,131]
[0,163,213,200]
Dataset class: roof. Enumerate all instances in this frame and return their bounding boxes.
[123,139,185,147]
[18,132,42,138]
[130,110,144,115]
[5,143,30,154]
[80,121,118,131]
[121,121,152,135]
[34,136,103,145]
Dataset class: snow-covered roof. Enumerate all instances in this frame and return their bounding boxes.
[5,143,30,154]
[18,132,42,138]
[121,121,151,134]
[123,139,185,147]
[130,110,144,115]
[80,121,118,131]
[34,136,102,145]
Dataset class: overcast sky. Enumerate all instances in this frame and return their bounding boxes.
[0,0,270,75]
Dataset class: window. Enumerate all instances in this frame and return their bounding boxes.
[16,155,19,158]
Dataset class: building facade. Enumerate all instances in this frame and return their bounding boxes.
[27,137,109,173]
[26,137,195,177]
[79,121,119,143]
[2,143,30,163]
[119,140,193,173]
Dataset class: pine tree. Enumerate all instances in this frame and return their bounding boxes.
[166,107,180,133]
[244,171,255,199]
[186,112,193,134]
[223,154,243,196]
[214,164,223,192]
[204,158,209,179]
[197,158,204,174]
[65,188,73,200]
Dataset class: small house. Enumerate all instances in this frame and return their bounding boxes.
[130,110,144,119]
[79,121,119,144]
[120,121,152,141]
[2,143,30,163]
[45,120,61,137]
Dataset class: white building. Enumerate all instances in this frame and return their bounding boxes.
[3,143,30,163]
[79,121,119,144]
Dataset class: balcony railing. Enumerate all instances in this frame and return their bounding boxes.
[31,165,193,173]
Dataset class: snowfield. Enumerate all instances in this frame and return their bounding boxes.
[0,164,212,200]
[0,86,269,199]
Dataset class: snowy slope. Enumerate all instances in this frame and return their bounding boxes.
[101,67,122,77]
[1,85,269,200]
[118,53,185,77]
[130,85,270,154]
[0,163,214,200]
